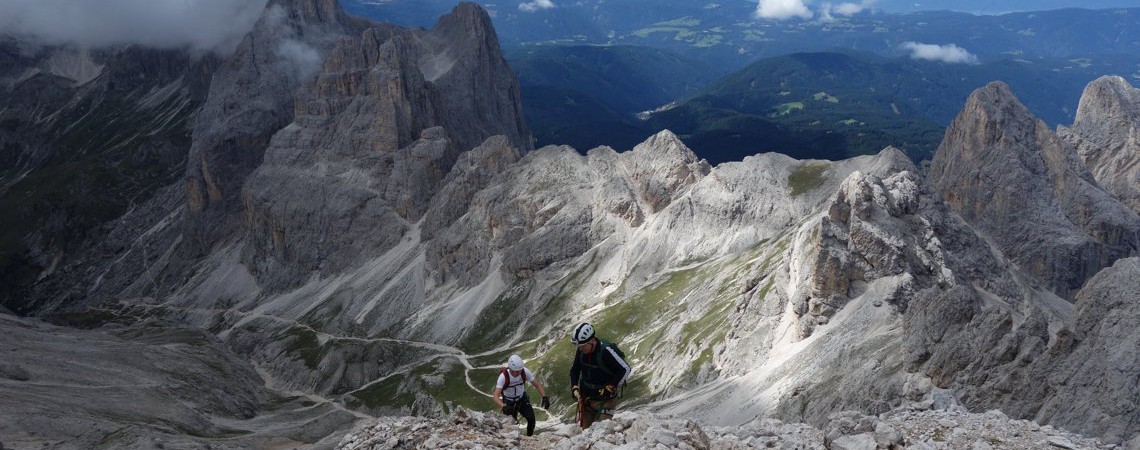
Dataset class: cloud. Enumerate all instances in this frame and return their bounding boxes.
[833,1,873,15]
[278,39,322,80]
[901,42,980,64]
[0,0,268,53]
[754,0,813,20]
[519,0,556,13]
[820,0,876,20]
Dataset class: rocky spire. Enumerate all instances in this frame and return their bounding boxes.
[1058,75,1140,214]
[271,0,346,27]
[624,129,711,213]
[182,0,369,256]
[239,2,533,291]
[420,2,532,153]
[929,81,1140,299]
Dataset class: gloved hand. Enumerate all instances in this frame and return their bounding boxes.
[571,385,581,400]
[501,403,516,415]
[541,396,551,409]
[603,384,617,399]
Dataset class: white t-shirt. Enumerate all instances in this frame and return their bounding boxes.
[495,367,534,400]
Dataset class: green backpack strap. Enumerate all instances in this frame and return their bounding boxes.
[579,338,624,381]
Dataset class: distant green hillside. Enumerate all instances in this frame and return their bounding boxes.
[344,1,1140,163]
[519,85,649,152]
[638,51,1135,164]
[507,45,717,115]
[508,45,715,151]
[344,1,1140,74]
[514,49,1132,164]
[647,52,946,163]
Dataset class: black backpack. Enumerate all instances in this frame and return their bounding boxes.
[579,338,627,393]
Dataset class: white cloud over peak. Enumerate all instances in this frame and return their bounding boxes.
[901,42,980,64]
[519,0,557,13]
[0,0,268,53]
[754,0,813,20]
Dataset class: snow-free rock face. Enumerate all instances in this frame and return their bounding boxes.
[0,41,217,314]
[1022,257,1140,444]
[241,2,532,291]
[1059,76,1140,215]
[183,0,373,254]
[928,81,1140,299]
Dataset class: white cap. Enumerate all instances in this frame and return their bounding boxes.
[507,354,524,371]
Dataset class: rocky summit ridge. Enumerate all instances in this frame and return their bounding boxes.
[0,2,1139,449]
[336,406,1123,450]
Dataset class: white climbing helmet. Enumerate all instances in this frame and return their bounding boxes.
[571,322,595,345]
[507,354,524,372]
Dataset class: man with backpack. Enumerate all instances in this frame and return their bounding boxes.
[569,322,631,429]
[492,354,550,436]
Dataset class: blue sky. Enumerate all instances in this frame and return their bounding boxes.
[862,0,1137,14]
[755,0,1137,21]
[2,0,1135,52]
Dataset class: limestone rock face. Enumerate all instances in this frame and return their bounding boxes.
[624,130,712,214]
[928,81,1140,299]
[0,41,217,314]
[183,0,371,254]
[1058,76,1140,215]
[421,135,522,242]
[241,2,532,291]
[426,130,704,290]
[798,169,929,338]
[1027,257,1140,443]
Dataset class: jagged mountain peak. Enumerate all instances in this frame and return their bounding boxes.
[1073,75,1140,128]
[1059,75,1140,214]
[630,129,699,161]
[622,129,711,214]
[962,81,1038,133]
[265,0,351,27]
[930,81,1140,299]
[432,2,496,42]
[237,0,531,292]
[931,81,1045,186]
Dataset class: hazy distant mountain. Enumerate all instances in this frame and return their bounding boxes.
[507,45,713,116]
[651,51,1140,162]
[506,45,714,151]
[346,0,1140,163]
[343,1,1140,70]
[516,49,1133,164]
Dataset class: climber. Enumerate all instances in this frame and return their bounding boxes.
[568,322,631,429]
[492,354,550,436]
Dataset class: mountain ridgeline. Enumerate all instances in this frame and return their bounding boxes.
[343,1,1140,69]
[1,2,1139,449]
[512,48,1135,165]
